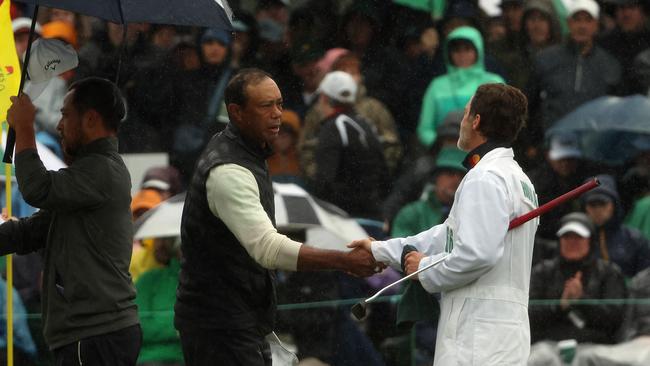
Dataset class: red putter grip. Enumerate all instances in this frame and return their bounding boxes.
[508,178,600,230]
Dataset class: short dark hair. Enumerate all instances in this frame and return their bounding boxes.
[469,83,527,144]
[224,68,273,107]
[68,77,126,131]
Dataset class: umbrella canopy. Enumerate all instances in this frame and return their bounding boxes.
[12,0,233,29]
[134,183,368,251]
[0,130,65,181]
[546,95,650,166]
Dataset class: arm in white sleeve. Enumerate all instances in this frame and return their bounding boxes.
[206,164,302,271]
[418,173,510,293]
[371,223,448,271]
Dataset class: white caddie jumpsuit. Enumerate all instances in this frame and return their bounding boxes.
[372,147,539,365]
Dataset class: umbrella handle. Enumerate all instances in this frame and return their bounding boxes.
[3,6,40,164]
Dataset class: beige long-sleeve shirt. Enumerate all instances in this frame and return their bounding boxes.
[206,164,302,271]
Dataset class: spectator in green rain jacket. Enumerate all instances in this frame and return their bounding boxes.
[417,26,505,148]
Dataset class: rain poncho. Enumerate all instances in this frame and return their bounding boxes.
[417,26,504,147]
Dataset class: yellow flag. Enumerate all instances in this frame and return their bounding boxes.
[0,0,21,122]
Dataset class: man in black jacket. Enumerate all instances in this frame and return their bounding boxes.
[3,77,141,365]
[175,68,380,366]
[529,212,626,345]
[308,70,388,219]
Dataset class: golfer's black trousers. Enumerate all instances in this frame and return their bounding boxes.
[53,324,142,366]
[179,327,272,366]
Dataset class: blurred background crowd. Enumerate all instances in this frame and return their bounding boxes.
[3,0,650,365]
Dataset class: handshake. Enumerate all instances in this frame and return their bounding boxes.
[343,239,425,278]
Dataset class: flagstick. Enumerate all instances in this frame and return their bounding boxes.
[4,125,13,366]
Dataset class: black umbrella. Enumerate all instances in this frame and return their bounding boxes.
[4,0,234,163]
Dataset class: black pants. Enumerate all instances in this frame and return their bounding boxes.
[53,324,142,366]
[179,327,271,366]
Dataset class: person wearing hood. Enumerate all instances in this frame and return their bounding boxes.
[417,26,505,148]
[169,28,236,184]
[581,174,650,278]
[528,212,626,364]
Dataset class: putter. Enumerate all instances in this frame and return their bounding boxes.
[351,178,601,321]
[351,254,450,320]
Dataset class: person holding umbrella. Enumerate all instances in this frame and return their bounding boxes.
[175,68,380,366]
[349,83,539,365]
[2,76,141,364]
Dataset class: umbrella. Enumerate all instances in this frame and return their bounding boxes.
[546,95,650,166]
[12,0,233,28]
[134,183,368,251]
[0,130,66,182]
[4,0,234,163]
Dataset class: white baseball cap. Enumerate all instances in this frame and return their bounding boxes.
[23,38,78,100]
[318,71,357,104]
[548,133,583,161]
[557,221,591,238]
[568,0,599,19]
[12,17,42,35]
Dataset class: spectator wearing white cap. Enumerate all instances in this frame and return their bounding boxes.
[528,212,627,365]
[12,17,42,61]
[528,0,622,133]
[307,71,389,219]
[527,133,599,245]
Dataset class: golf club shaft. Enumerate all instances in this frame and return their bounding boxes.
[508,178,599,229]
[364,178,601,305]
[364,254,451,304]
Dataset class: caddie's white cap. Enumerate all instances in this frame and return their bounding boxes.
[568,0,600,19]
[23,38,78,100]
[318,71,357,104]
[557,221,591,238]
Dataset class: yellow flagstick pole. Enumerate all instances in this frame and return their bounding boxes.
[4,147,12,366]
[0,0,21,363]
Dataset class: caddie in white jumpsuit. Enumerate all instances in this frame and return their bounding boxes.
[353,84,538,365]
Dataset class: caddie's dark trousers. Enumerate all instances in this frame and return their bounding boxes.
[179,327,272,366]
[53,324,142,366]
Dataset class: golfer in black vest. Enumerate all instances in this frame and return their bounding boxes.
[175,68,380,365]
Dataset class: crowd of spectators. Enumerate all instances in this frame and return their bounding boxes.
[5,0,650,365]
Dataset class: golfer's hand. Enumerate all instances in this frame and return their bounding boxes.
[347,237,374,252]
[7,95,36,133]
[404,251,425,280]
[345,247,385,277]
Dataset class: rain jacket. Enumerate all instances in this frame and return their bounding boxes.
[372,146,539,365]
[135,258,183,364]
[529,245,626,343]
[582,175,650,278]
[417,27,505,148]
[625,195,650,241]
[391,186,448,239]
[0,137,139,349]
[528,40,621,129]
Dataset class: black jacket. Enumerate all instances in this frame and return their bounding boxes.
[0,137,138,349]
[308,111,388,219]
[529,256,626,344]
[175,123,277,335]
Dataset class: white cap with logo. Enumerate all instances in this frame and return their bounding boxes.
[318,71,357,104]
[568,0,600,19]
[23,38,79,100]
